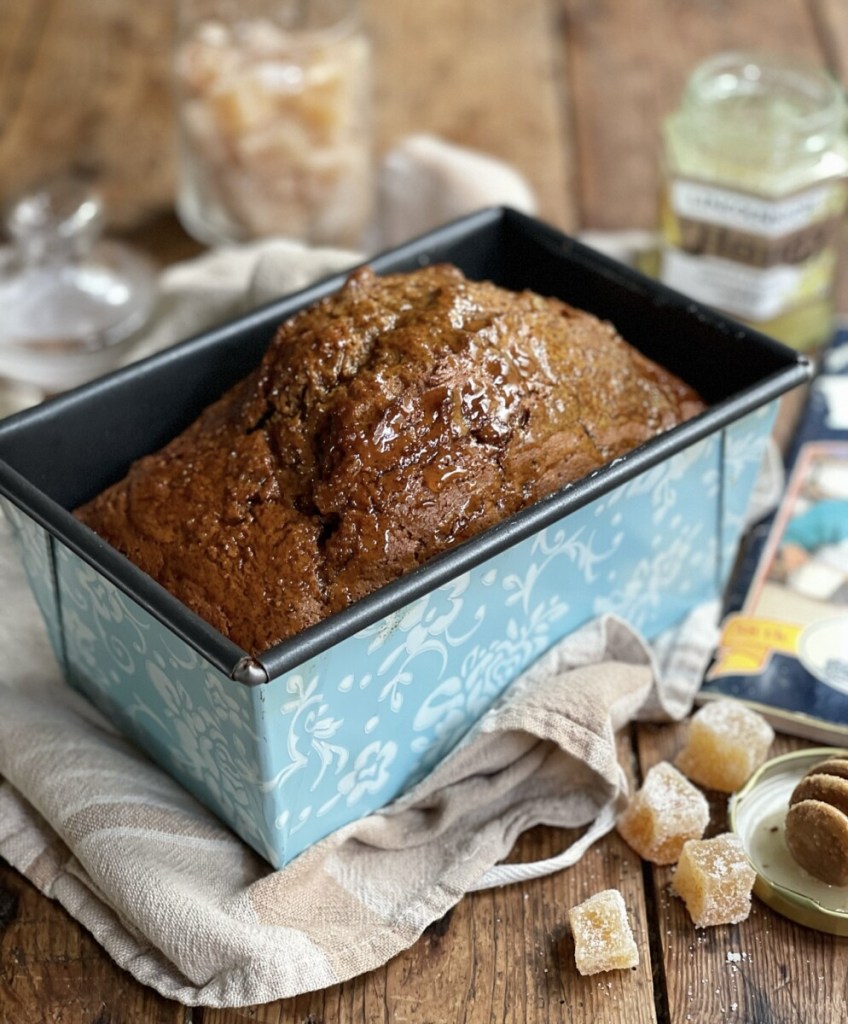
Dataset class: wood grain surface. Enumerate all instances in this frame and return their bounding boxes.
[2,1,848,1022]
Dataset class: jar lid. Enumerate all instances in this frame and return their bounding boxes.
[729,747,848,936]
[675,51,847,165]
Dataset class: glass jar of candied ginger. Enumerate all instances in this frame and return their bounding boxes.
[174,0,374,249]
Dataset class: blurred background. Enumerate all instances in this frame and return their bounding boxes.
[1,0,844,270]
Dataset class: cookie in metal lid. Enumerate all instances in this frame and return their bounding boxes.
[729,747,848,936]
[785,755,848,886]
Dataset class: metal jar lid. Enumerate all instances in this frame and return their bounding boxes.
[729,746,848,936]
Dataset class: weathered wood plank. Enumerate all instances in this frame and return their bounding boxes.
[0,858,188,1024]
[363,0,576,231]
[0,0,45,137]
[0,0,175,232]
[811,0,848,79]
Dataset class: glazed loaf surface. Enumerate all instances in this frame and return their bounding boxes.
[76,264,706,655]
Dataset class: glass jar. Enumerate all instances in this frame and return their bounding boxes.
[174,0,374,249]
[659,52,848,351]
[0,178,155,416]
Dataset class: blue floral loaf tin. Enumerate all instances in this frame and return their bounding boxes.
[0,209,810,867]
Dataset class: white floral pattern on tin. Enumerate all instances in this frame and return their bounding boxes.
[262,673,348,797]
[337,741,398,806]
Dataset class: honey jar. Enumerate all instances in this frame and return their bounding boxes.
[660,52,848,351]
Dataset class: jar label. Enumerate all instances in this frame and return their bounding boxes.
[661,247,836,321]
[661,177,847,322]
[670,179,843,239]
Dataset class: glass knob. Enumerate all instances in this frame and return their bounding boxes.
[0,177,156,413]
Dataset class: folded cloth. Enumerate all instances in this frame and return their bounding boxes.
[0,230,775,1008]
[376,133,537,248]
[122,238,361,365]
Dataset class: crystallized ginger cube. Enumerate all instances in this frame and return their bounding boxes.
[672,833,756,928]
[617,761,709,864]
[675,699,774,793]
[568,889,639,975]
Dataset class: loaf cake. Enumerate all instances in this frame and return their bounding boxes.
[75,264,706,655]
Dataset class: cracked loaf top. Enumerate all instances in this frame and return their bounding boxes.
[75,264,706,656]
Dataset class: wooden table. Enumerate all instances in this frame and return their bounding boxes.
[2,2,847,1021]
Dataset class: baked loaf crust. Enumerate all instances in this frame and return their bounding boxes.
[76,264,706,655]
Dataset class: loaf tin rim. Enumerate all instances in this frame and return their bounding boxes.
[0,207,812,682]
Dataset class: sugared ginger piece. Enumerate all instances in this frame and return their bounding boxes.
[568,889,639,975]
[672,833,756,928]
[675,699,774,793]
[617,761,709,864]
